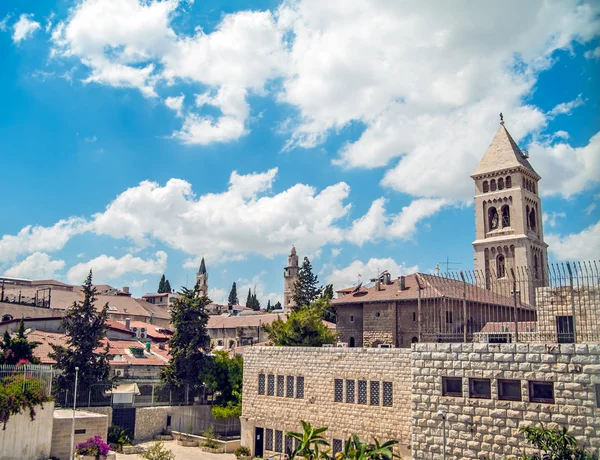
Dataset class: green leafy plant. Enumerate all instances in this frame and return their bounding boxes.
[107,425,132,451]
[519,424,599,460]
[140,441,175,460]
[235,446,251,458]
[0,373,51,429]
[201,424,220,449]
[287,420,330,460]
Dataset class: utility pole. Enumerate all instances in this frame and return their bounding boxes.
[70,367,79,460]
[437,256,461,274]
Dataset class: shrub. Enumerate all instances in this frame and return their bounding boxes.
[201,424,220,449]
[76,435,110,457]
[0,374,51,429]
[107,425,131,451]
[519,424,599,460]
[235,446,251,458]
[140,441,175,460]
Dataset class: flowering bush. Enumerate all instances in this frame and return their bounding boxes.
[0,374,51,429]
[76,435,111,457]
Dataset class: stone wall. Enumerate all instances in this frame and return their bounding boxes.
[241,347,412,457]
[51,409,108,460]
[0,402,54,460]
[363,302,395,347]
[411,342,600,459]
[336,304,364,347]
[134,406,171,441]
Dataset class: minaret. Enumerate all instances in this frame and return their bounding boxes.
[471,117,548,305]
[283,246,299,309]
[196,257,208,297]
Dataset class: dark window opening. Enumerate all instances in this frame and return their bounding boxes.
[489,207,499,231]
[333,439,343,456]
[483,181,489,193]
[358,380,367,404]
[529,381,554,403]
[595,384,600,409]
[267,374,275,396]
[277,375,284,397]
[506,176,512,188]
[413,312,416,322]
[334,379,343,402]
[265,429,273,451]
[469,378,491,399]
[498,379,522,401]
[490,179,497,191]
[275,430,283,453]
[296,376,304,399]
[442,377,462,397]
[497,254,506,278]
[498,178,505,190]
[350,314,354,323]
[74,429,86,434]
[383,381,393,407]
[446,311,453,324]
[258,374,265,395]
[556,316,575,343]
[286,375,294,398]
[346,380,355,403]
[501,205,510,227]
[370,381,380,406]
[349,337,355,348]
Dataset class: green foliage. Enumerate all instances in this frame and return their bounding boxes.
[49,270,112,396]
[274,301,282,311]
[287,420,330,459]
[319,286,337,323]
[203,351,243,420]
[211,402,242,420]
[0,318,40,365]
[164,280,171,293]
[321,284,334,301]
[235,446,251,458]
[246,289,261,311]
[292,257,322,310]
[228,282,239,306]
[336,435,399,460]
[108,425,132,450]
[265,299,337,347]
[0,373,52,429]
[139,441,175,460]
[160,286,211,388]
[519,424,599,460]
[158,275,172,293]
[201,424,220,449]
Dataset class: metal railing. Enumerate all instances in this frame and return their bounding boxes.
[407,261,599,344]
[0,364,54,396]
[175,414,241,439]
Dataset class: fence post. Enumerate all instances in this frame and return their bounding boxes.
[416,275,423,342]
[511,269,519,343]
[460,271,467,343]
[566,262,577,344]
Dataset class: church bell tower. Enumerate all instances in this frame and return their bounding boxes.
[196,257,208,297]
[283,246,299,310]
[472,118,548,305]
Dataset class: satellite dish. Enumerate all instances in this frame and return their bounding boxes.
[351,282,362,294]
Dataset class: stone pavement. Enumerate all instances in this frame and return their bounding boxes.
[115,440,237,460]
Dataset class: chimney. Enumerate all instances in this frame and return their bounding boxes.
[398,276,406,291]
[145,341,151,352]
[122,286,130,294]
[158,342,166,350]
[375,280,381,291]
[385,272,391,285]
[125,318,131,330]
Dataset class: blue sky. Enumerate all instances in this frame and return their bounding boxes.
[1,0,599,305]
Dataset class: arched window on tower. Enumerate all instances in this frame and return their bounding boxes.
[532,182,536,194]
[501,205,510,227]
[529,208,537,231]
[526,205,530,229]
[534,254,539,279]
[506,176,512,188]
[483,181,489,193]
[488,207,499,231]
[497,254,506,278]
[498,178,504,190]
[490,179,497,191]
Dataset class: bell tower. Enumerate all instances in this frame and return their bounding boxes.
[283,246,299,310]
[196,257,208,297]
[472,118,548,305]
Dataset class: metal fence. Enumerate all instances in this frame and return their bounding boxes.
[405,261,599,344]
[174,414,241,439]
[0,364,54,396]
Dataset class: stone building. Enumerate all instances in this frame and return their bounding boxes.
[207,313,283,349]
[196,257,209,297]
[471,120,548,305]
[283,246,299,309]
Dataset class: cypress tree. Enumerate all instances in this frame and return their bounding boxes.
[266,299,272,312]
[0,319,40,365]
[164,279,172,293]
[292,257,321,310]
[246,288,252,308]
[158,274,166,293]
[228,282,239,306]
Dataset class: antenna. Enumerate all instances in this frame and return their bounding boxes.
[437,256,461,274]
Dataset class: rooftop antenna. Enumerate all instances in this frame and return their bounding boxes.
[437,256,461,274]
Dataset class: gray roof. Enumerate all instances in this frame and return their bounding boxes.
[198,257,207,275]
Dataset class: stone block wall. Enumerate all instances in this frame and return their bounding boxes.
[363,302,395,347]
[135,406,171,441]
[336,304,364,347]
[411,343,600,459]
[51,409,108,460]
[241,347,412,457]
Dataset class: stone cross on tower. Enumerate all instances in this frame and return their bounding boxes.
[196,257,208,297]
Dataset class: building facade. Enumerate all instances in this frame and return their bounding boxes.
[283,246,299,309]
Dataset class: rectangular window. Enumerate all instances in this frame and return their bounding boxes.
[296,376,304,399]
[596,384,600,409]
[446,311,453,324]
[346,379,355,403]
[333,439,343,455]
[258,374,265,395]
[556,316,575,344]
[469,378,491,399]
[370,381,380,406]
[286,375,294,398]
[413,312,416,322]
[267,374,275,396]
[275,430,283,453]
[285,435,293,455]
[334,379,343,402]
[442,377,462,397]
[383,381,393,406]
[529,381,554,404]
[350,314,354,323]
[498,379,522,401]
[277,375,284,397]
[358,380,367,404]
[265,428,273,451]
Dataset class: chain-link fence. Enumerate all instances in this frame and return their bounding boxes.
[0,364,54,396]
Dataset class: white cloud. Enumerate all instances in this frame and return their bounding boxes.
[346,198,387,245]
[84,135,97,143]
[585,203,596,215]
[326,258,419,291]
[547,94,585,118]
[66,251,168,284]
[546,221,600,261]
[165,94,184,116]
[208,287,228,304]
[584,46,600,59]
[542,211,566,228]
[388,198,450,239]
[237,272,280,308]
[0,14,11,32]
[13,14,41,43]
[4,252,65,279]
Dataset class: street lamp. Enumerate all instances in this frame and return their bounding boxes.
[70,367,80,460]
[437,410,446,460]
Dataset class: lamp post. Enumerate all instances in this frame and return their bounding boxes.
[437,410,446,460]
[70,367,79,460]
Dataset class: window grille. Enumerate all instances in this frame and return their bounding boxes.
[333,439,343,455]
[267,374,275,396]
[334,379,343,402]
[296,376,304,399]
[370,381,380,405]
[285,435,293,455]
[266,429,273,451]
[358,380,367,404]
[277,375,284,397]
[383,381,393,406]
[275,430,283,452]
[346,380,355,403]
[258,374,265,395]
[286,375,294,398]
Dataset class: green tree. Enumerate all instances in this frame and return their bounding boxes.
[519,424,599,460]
[158,274,166,293]
[266,299,272,312]
[320,285,337,323]
[264,299,337,347]
[50,270,112,396]
[251,292,261,311]
[203,351,243,419]
[292,257,322,310]
[139,441,175,460]
[274,301,282,311]
[164,279,171,293]
[0,318,40,365]
[228,282,239,307]
[160,286,211,389]
[246,288,252,309]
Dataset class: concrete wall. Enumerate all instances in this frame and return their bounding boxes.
[241,347,412,457]
[0,401,54,460]
[51,409,108,460]
[411,342,600,459]
[0,302,62,321]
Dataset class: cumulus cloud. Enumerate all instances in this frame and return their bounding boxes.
[584,46,600,59]
[12,14,41,43]
[547,94,585,118]
[543,212,566,228]
[165,94,184,116]
[66,251,168,284]
[4,252,65,279]
[546,221,600,261]
[326,258,419,291]
[0,14,11,32]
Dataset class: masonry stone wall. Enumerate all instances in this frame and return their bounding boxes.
[134,407,171,441]
[336,304,364,347]
[411,342,600,459]
[51,409,108,460]
[363,302,396,347]
[241,347,412,457]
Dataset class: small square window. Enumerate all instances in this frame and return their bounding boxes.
[370,381,380,405]
[333,439,343,455]
[469,378,491,399]
[334,379,343,402]
[267,374,275,396]
[529,381,554,404]
[258,374,265,395]
[383,381,393,406]
[296,376,304,399]
[286,375,294,398]
[358,380,367,404]
[498,379,522,401]
[266,429,273,451]
[275,430,283,452]
[346,380,355,403]
[442,377,462,397]
[277,375,284,397]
